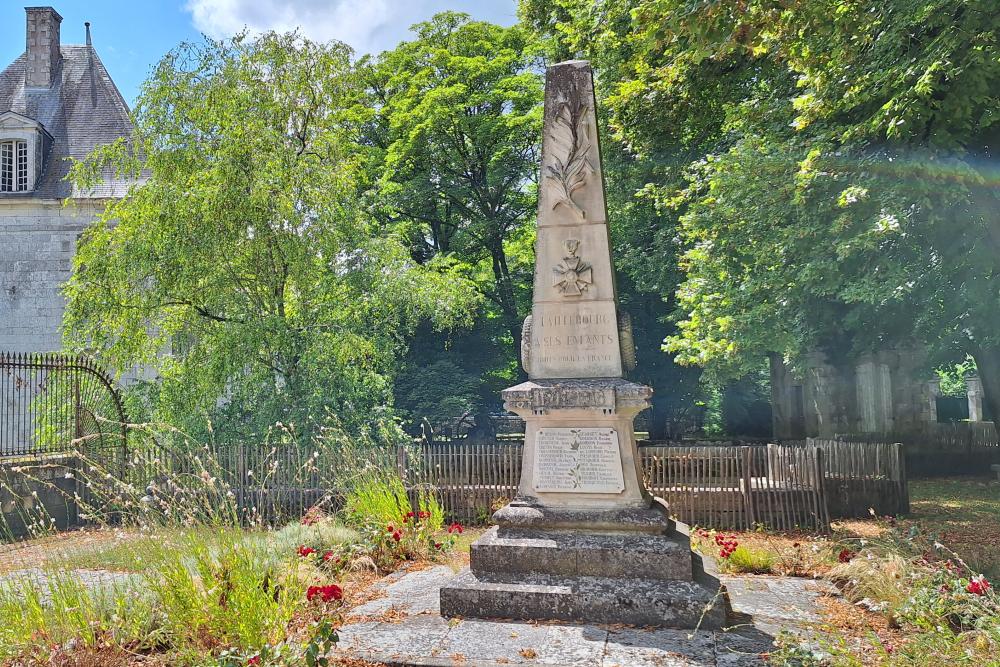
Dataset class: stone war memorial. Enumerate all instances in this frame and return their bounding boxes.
[440,60,728,629]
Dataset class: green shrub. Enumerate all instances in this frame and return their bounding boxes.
[342,472,411,528]
[829,552,914,617]
[146,530,307,651]
[0,572,156,659]
[722,545,776,574]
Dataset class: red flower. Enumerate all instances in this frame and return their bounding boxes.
[967,576,991,596]
[322,550,335,562]
[838,549,856,563]
[712,534,738,559]
[418,510,431,519]
[448,522,464,534]
[434,542,443,549]
[298,545,316,558]
[306,584,343,602]
[387,524,395,532]
[247,656,261,666]
[392,530,402,542]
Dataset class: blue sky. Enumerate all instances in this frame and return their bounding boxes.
[1,1,518,107]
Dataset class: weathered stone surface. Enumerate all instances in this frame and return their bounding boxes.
[492,497,673,533]
[603,627,717,667]
[527,59,623,381]
[338,563,841,666]
[718,575,835,639]
[448,60,726,631]
[471,526,693,581]
[501,378,652,416]
[440,569,727,630]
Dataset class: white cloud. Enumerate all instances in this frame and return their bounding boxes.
[185,0,392,53]
[184,0,517,55]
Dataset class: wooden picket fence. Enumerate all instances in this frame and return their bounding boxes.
[838,421,999,477]
[109,438,907,533]
[641,445,831,532]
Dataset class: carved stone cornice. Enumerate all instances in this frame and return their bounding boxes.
[502,378,652,417]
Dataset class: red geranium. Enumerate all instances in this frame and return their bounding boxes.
[838,549,856,563]
[714,534,738,559]
[298,545,316,558]
[448,522,464,534]
[392,530,402,542]
[306,584,343,603]
[967,576,991,596]
[247,656,261,666]
[322,550,335,562]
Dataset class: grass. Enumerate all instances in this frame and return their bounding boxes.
[908,477,1000,578]
[0,435,471,666]
[723,544,777,574]
[46,526,246,572]
[749,476,1000,666]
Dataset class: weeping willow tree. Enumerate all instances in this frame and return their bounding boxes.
[64,32,478,445]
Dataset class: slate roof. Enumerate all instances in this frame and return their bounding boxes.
[0,44,134,200]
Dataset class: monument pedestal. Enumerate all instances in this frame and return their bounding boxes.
[441,59,728,630]
[440,380,728,629]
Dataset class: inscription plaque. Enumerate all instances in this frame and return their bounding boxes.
[533,427,625,493]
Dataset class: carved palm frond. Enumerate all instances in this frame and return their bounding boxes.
[544,85,595,221]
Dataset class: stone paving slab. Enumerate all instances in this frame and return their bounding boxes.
[335,565,837,666]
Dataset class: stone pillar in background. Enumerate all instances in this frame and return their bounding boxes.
[770,353,805,439]
[888,347,928,432]
[967,376,984,422]
[923,379,941,423]
[440,61,726,629]
[856,356,878,432]
[804,351,838,438]
[856,354,894,433]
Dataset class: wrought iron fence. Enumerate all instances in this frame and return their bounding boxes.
[0,351,127,458]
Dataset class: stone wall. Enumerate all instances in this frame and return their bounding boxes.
[0,199,104,353]
[770,348,937,438]
[0,455,78,539]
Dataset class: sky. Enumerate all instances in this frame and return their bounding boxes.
[0,0,518,107]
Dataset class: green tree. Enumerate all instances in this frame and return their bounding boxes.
[521,0,756,437]
[526,0,1000,433]
[351,13,544,429]
[65,32,476,443]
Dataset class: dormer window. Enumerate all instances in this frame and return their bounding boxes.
[0,111,53,195]
[0,139,28,192]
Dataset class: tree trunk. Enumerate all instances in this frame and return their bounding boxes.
[647,394,669,441]
[971,344,1000,437]
[489,241,521,357]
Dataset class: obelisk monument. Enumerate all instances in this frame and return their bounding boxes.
[441,61,727,628]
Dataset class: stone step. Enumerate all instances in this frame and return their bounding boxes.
[471,526,694,581]
[440,568,728,630]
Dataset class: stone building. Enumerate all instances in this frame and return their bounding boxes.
[770,349,986,438]
[0,7,132,353]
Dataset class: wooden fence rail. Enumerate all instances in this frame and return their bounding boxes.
[2,434,906,539]
[112,439,906,532]
[837,422,1000,477]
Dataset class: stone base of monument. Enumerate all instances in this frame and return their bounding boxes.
[440,500,729,629]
